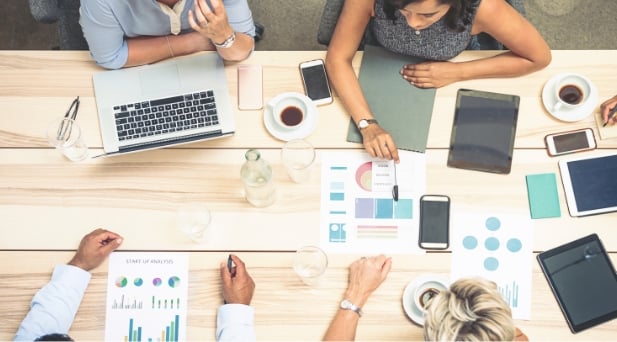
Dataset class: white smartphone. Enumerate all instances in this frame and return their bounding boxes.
[299,59,333,106]
[237,64,263,110]
[419,195,450,250]
[544,128,596,157]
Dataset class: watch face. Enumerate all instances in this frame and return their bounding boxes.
[341,299,351,309]
[358,120,368,129]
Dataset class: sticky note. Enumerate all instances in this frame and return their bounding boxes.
[525,173,561,219]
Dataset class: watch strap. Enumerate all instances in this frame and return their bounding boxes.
[358,118,378,130]
[214,31,236,49]
[341,299,363,317]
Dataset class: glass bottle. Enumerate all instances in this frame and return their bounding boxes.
[240,149,276,207]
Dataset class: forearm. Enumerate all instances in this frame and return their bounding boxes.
[125,32,208,67]
[457,50,551,81]
[214,32,254,61]
[325,55,374,124]
[323,310,361,341]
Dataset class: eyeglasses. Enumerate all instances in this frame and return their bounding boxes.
[56,96,80,141]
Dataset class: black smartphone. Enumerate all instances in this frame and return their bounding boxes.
[299,59,333,105]
[419,195,450,250]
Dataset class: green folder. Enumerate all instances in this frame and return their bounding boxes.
[346,44,437,153]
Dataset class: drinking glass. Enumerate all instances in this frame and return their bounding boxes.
[46,117,88,161]
[293,245,328,286]
[281,139,315,183]
[176,203,212,243]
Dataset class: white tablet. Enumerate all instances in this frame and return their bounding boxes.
[558,153,617,216]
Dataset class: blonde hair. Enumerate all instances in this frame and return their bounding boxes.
[423,278,515,341]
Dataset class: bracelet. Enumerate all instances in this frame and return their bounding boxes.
[166,36,175,58]
[213,31,236,49]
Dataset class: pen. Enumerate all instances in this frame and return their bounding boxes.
[603,106,617,127]
[227,254,234,277]
[392,161,399,202]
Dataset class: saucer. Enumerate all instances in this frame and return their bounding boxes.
[541,73,599,122]
[402,274,450,326]
[263,93,319,141]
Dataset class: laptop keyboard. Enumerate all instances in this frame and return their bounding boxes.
[113,90,219,141]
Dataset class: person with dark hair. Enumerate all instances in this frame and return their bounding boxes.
[325,0,551,162]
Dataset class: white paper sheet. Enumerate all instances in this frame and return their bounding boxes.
[320,150,426,254]
[451,212,533,320]
[104,252,189,341]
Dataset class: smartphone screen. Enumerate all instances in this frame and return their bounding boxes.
[545,128,596,156]
[237,64,263,110]
[300,59,333,105]
[419,195,450,250]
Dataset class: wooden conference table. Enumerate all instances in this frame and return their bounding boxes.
[1,50,617,340]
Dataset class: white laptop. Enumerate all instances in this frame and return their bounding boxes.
[92,53,235,157]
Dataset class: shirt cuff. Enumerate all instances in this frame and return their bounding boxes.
[216,304,255,341]
[52,264,92,294]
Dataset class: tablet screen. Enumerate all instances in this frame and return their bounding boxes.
[538,234,617,332]
[447,89,520,174]
[563,154,617,214]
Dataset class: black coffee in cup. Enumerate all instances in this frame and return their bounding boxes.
[280,106,303,127]
[559,84,584,105]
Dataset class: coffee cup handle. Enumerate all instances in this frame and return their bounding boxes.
[552,101,563,113]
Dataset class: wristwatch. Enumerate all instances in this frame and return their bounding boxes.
[340,299,363,317]
[357,118,378,130]
[214,31,236,49]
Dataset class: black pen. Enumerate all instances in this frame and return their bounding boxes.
[392,161,399,202]
[603,106,617,127]
[227,254,235,277]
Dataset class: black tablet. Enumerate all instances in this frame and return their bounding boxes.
[447,89,520,174]
[537,234,617,333]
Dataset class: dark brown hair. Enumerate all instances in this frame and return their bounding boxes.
[382,0,479,32]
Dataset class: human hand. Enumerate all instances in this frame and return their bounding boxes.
[344,255,392,307]
[221,254,255,305]
[600,95,617,126]
[68,228,123,271]
[188,0,233,46]
[400,61,461,88]
[360,125,400,162]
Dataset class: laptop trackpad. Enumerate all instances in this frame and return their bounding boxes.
[139,64,181,97]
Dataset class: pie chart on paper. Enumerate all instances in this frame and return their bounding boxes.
[355,162,372,191]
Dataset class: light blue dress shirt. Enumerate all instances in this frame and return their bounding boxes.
[79,0,256,69]
[15,264,256,341]
[14,264,91,341]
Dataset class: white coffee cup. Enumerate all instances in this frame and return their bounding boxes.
[552,73,592,113]
[268,92,309,130]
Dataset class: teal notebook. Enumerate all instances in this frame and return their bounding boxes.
[525,173,561,219]
[346,44,437,153]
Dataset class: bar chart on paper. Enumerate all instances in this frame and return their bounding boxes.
[105,252,189,342]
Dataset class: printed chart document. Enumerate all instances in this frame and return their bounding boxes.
[105,252,189,341]
[320,150,426,254]
[451,212,533,319]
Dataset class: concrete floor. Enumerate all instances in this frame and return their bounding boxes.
[1,0,616,51]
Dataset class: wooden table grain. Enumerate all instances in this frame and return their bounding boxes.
[1,50,617,340]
